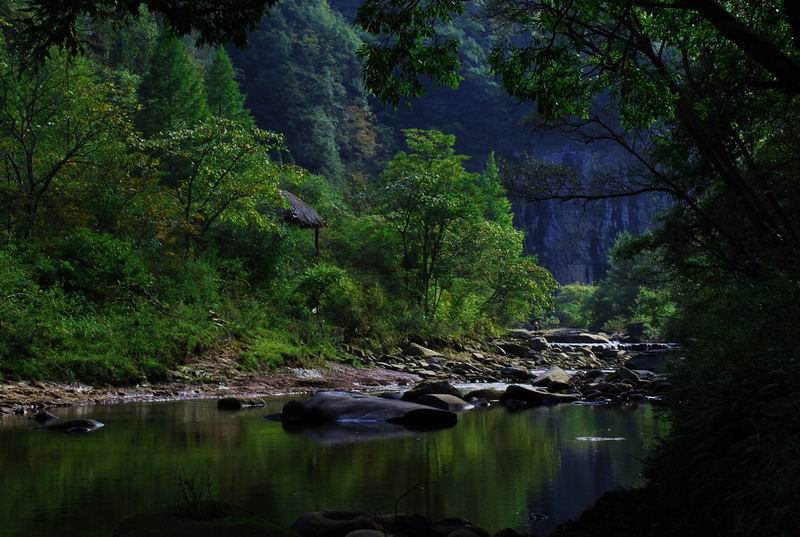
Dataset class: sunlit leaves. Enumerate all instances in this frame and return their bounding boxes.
[142,118,295,246]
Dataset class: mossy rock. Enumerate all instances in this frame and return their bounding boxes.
[113,503,299,537]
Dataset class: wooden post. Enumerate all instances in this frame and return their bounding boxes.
[315,227,320,257]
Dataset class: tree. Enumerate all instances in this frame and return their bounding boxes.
[294,262,350,335]
[137,29,209,136]
[11,0,281,63]
[376,129,476,317]
[356,0,800,277]
[475,153,512,226]
[0,43,140,236]
[205,46,250,122]
[228,0,380,183]
[143,118,289,251]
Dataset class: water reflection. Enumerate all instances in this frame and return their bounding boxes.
[0,398,666,537]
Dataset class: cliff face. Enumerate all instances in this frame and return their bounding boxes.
[511,145,667,283]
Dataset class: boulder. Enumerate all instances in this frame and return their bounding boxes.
[417,394,473,412]
[528,337,551,351]
[495,342,531,358]
[624,353,676,372]
[33,410,58,423]
[447,530,481,537]
[531,366,571,387]
[292,511,380,537]
[500,385,580,408]
[401,381,462,403]
[45,418,104,434]
[494,529,524,537]
[464,388,505,401]
[345,531,388,537]
[506,329,537,339]
[217,397,266,410]
[546,380,575,393]
[500,366,530,381]
[404,343,444,358]
[281,392,457,431]
[611,367,640,383]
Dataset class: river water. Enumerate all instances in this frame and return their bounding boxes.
[0,397,666,536]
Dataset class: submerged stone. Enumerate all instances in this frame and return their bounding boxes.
[280,391,457,431]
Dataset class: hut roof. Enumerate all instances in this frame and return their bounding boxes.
[278,190,326,228]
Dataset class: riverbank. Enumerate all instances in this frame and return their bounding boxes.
[0,329,677,414]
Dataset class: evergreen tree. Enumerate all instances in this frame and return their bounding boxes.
[477,152,513,226]
[205,46,250,122]
[137,29,209,135]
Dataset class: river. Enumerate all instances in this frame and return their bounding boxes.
[0,397,666,536]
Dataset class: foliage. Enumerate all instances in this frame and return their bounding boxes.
[553,284,596,329]
[0,17,556,386]
[229,0,382,184]
[142,118,288,249]
[137,29,209,135]
[205,46,250,122]
[12,0,280,62]
[591,233,678,339]
[0,45,140,236]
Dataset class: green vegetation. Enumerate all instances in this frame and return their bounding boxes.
[551,234,678,340]
[0,11,554,384]
[356,0,800,534]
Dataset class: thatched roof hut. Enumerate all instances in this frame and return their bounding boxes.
[278,190,326,228]
[278,190,326,255]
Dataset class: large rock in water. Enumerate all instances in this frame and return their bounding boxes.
[291,512,380,537]
[531,366,572,387]
[417,394,473,412]
[624,353,676,372]
[45,419,104,434]
[401,380,462,403]
[500,385,581,409]
[217,397,266,410]
[281,391,457,431]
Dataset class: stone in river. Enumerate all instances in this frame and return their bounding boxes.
[417,394,473,412]
[45,418,104,434]
[401,380,462,403]
[281,391,457,431]
[33,410,58,423]
[500,366,531,381]
[291,511,380,537]
[500,385,580,408]
[464,388,505,401]
[217,397,266,410]
[531,366,571,387]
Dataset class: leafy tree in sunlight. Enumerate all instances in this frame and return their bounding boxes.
[0,44,140,236]
[143,118,291,251]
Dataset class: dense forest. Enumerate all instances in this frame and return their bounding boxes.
[1,1,799,536]
[0,5,558,385]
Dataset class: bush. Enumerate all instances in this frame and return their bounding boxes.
[45,228,152,302]
[554,284,597,328]
[647,274,800,536]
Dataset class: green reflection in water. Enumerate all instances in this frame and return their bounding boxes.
[0,399,667,537]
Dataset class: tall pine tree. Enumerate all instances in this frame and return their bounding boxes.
[205,46,250,122]
[137,29,208,135]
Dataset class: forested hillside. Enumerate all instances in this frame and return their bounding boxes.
[227,0,665,282]
[0,6,555,383]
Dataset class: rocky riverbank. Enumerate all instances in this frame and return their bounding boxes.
[0,329,678,415]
